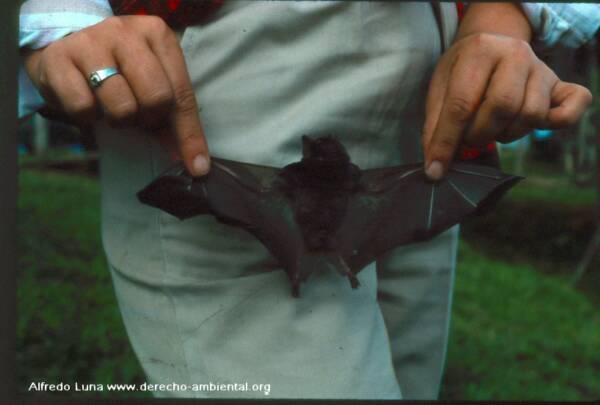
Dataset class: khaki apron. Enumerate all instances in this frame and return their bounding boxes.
[97,1,458,399]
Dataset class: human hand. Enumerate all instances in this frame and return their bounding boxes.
[22,15,210,176]
[423,6,592,180]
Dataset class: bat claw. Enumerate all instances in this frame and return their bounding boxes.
[291,283,300,298]
[289,271,302,298]
[332,255,359,289]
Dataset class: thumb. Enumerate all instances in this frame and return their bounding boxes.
[547,81,592,128]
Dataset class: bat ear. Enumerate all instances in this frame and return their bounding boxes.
[302,135,314,158]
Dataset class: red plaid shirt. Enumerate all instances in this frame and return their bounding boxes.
[109,0,224,29]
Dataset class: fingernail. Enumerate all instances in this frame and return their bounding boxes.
[192,154,210,176]
[425,160,444,181]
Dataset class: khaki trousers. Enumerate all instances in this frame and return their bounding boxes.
[98,1,458,399]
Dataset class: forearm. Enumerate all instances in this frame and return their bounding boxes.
[456,2,532,42]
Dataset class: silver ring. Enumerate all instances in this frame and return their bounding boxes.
[88,67,120,89]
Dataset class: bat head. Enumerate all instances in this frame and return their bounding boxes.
[301,135,351,165]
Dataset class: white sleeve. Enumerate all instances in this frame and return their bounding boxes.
[521,3,600,49]
[19,0,114,119]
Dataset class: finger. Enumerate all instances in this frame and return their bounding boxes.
[143,16,210,176]
[37,85,64,113]
[500,67,554,142]
[48,62,98,125]
[422,56,452,153]
[37,105,83,126]
[465,58,529,146]
[29,44,97,125]
[426,52,497,180]
[547,81,593,128]
[70,44,139,127]
[495,122,531,144]
[113,37,174,129]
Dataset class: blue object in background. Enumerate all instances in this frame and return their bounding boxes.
[500,129,554,151]
[532,129,554,140]
[67,143,85,155]
[18,144,28,156]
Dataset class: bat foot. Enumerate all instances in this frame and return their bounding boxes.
[348,275,360,289]
[291,284,300,298]
[289,271,302,298]
[332,255,359,289]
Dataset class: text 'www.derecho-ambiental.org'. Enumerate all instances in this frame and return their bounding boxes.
[28,381,272,395]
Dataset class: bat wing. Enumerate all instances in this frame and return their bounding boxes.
[137,157,280,220]
[137,163,207,219]
[137,158,306,282]
[339,162,522,273]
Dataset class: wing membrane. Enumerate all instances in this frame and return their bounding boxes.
[341,162,522,273]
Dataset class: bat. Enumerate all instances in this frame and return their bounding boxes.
[138,135,522,297]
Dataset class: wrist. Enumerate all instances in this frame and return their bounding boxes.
[455,2,532,43]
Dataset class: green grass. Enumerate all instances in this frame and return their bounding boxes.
[16,166,600,400]
[17,169,148,398]
[441,243,600,400]
[508,178,597,207]
[500,149,597,207]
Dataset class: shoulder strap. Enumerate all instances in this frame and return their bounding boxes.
[430,2,458,54]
